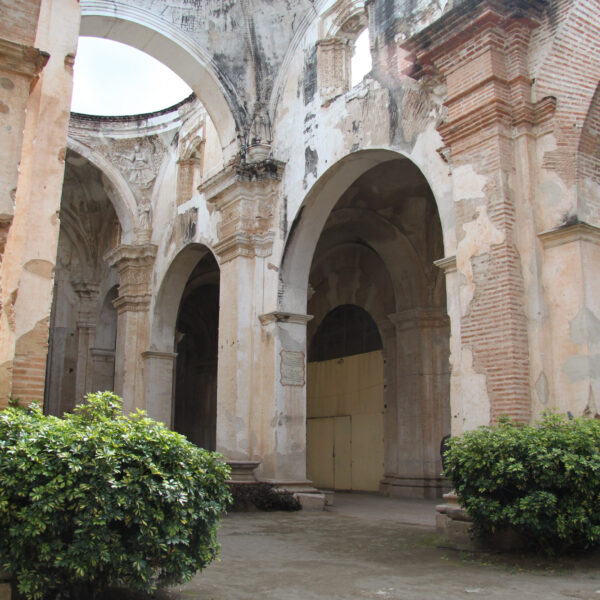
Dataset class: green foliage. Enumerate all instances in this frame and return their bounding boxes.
[444,414,600,554]
[0,391,231,599]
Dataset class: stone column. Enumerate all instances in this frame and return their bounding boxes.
[90,348,115,394]
[105,244,157,414]
[71,281,99,404]
[199,160,287,481]
[0,0,80,407]
[379,308,450,499]
[142,350,176,426]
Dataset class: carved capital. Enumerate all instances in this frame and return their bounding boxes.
[104,244,157,312]
[200,160,284,263]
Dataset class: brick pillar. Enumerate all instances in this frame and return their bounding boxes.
[0,0,80,407]
[406,1,548,423]
[105,244,157,413]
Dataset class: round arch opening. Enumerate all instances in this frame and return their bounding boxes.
[298,155,450,498]
[173,251,220,450]
[79,5,239,161]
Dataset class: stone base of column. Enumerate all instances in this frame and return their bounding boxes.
[379,475,450,499]
[227,461,261,484]
[436,491,525,551]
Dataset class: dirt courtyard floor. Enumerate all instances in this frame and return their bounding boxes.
[163,493,600,600]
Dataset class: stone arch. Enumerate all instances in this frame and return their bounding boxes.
[533,0,600,194]
[149,243,219,352]
[279,149,447,314]
[67,137,136,243]
[79,0,240,162]
[281,149,450,497]
[146,242,220,447]
[577,81,600,225]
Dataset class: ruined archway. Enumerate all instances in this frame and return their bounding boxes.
[173,252,220,450]
[281,151,450,498]
[148,244,220,447]
[45,150,123,415]
[79,0,240,162]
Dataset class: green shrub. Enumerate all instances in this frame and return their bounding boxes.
[444,414,600,554]
[0,392,231,599]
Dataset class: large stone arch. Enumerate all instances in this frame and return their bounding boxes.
[277,149,450,497]
[67,137,136,243]
[577,81,600,225]
[79,0,240,162]
[279,149,448,314]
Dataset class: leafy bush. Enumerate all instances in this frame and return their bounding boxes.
[229,482,301,512]
[444,414,600,553]
[0,392,231,599]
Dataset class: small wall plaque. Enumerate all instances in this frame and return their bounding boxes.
[280,350,305,386]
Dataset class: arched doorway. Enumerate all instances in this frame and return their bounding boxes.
[307,305,384,491]
[173,252,220,450]
[284,152,450,498]
[45,150,122,415]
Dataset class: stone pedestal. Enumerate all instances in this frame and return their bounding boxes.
[227,460,260,483]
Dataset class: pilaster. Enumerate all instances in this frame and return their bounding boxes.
[200,160,284,475]
[260,311,315,486]
[71,281,100,403]
[105,243,157,413]
[142,350,176,426]
[537,222,600,417]
[380,308,450,499]
[316,37,351,104]
[405,0,549,424]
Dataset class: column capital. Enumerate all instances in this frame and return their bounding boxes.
[538,221,600,249]
[0,39,49,79]
[199,160,284,263]
[258,311,313,326]
[104,244,157,313]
